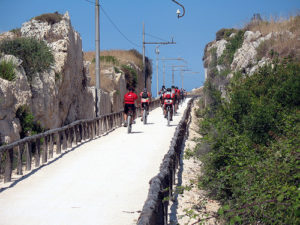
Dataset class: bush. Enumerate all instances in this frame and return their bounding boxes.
[0,37,54,81]
[197,61,300,224]
[0,60,16,81]
[218,30,245,67]
[216,28,238,41]
[100,55,119,65]
[16,105,44,138]
[121,64,138,88]
[33,12,63,25]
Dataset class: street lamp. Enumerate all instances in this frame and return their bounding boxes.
[176,9,181,18]
[172,0,185,18]
[155,46,160,97]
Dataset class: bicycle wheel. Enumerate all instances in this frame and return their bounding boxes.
[127,115,131,133]
[167,110,171,126]
[143,109,147,124]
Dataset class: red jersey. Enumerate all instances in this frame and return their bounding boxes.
[140,91,151,103]
[163,91,175,105]
[124,91,138,104]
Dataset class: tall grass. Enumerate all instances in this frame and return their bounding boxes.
[0,60,16,81]
[248,15,300,61]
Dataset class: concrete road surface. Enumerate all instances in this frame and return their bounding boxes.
[0,99,189,225]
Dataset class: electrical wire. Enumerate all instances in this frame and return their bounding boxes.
[144,32,169,42]
[100,5,142,48]
[84,0,96,5]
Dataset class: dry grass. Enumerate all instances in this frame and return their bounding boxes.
[247,15,300,61]
[84,49,143,90]
[246,15,300,35]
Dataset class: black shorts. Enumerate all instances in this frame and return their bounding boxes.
[124,104,136,114]
[141,102,149,110]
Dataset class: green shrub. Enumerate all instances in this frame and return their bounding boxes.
[218,30,245,67]
[100,55,119,65]
[0,60,16,81]
[16,105,44,138]
[0,37,54,81]
[114,66,120,73]
[33,12,63,25]
[216,28,238,41]
[121,64,137,88]
[197,61,300,224]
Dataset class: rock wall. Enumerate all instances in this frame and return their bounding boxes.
[0,12,153,144]
[0,12,95,143]
[203,20,298,106]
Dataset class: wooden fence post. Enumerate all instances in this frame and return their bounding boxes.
[25,142,32,171]
[17,144,24,175]
[4,148,13,183]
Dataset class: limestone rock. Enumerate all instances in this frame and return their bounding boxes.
[0,55,31,143]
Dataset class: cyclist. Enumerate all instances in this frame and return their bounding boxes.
[175,86,181,106]
[123,87,138,127]
[158,85,167,106]
[162,88,175,120]
[180,88,185,102]
[171,86,178,113]
[139,88,151,121]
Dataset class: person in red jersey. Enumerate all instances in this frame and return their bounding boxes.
[139,88,151,120]
[162,88,175,120]
[123,87,138,127]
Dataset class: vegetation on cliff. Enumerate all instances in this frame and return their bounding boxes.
[0,37,54,81]
[16,105,44,138]
[195,60,300,224]
[0,60,16,81]
[192,15,300,224]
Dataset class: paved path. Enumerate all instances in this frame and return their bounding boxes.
[0,99,189,225]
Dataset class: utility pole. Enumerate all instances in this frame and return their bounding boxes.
[95,0,100,117]
[155,46,160,97]
[142,23,176,90]
[171,65,187,86]
[160,57,185,86]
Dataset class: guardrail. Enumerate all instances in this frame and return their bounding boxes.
[0,99,161,184]
[137,97,195,225]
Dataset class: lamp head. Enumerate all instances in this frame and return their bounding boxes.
[176,9,181,18]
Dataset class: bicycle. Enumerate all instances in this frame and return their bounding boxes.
[164,99,173,126]
[127,106,134,133]
[141,101,149,125]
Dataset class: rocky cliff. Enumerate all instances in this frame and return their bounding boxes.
[203,15,300,106]
[0,12,151,144]
[84,50,152,114]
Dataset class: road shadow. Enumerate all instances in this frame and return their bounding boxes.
[168,134,187,224]
[143,122,155,125]
[129,131,144,134]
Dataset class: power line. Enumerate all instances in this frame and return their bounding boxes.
[84,0,96,5]
[145,32,169,42]
[100,5,141,48]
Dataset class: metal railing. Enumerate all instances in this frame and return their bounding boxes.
[0,99,161,184]
[137,97,195,225]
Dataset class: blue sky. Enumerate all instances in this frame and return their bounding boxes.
[0,0,299,94]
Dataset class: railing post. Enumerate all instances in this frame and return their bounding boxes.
[106,116,109,131]
[17,144,24,175]
[4,148,13,183]
[25,142,32,171]
[96,120,100,136]
[42,136,48,164]
[73,127,78,145]
[62,130,67,150]
[56,132,61,154]
[35,138,40,167]
[78,123,83,143]
[49,134,54,159]
[67,129,72,149]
